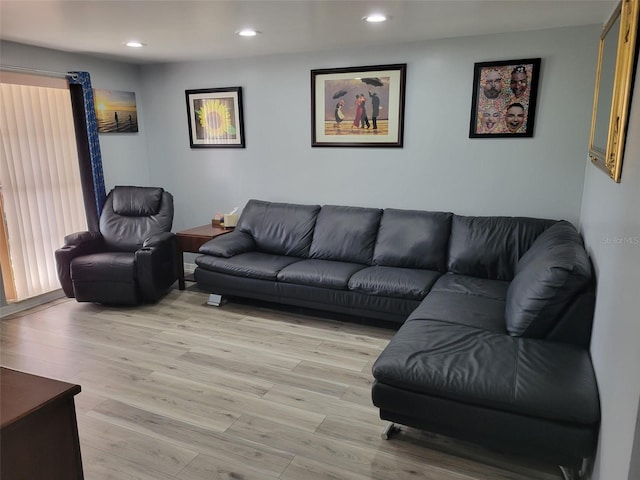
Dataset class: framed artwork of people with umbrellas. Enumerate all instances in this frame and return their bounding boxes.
[311,64,407,147]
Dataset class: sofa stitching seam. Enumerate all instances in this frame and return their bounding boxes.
[512,338,520,403]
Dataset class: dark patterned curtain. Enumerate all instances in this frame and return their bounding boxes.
[67,71,106,231]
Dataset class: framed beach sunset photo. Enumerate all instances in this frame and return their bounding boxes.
[311,64,407,147]
[185,87,245,148]
[94,89,139,133]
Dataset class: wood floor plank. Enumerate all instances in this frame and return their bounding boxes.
[76,375,241,433]
[81,444,179,480]
[88,398,293,476]
[229,414,473,480]
[77,416,198,476]
[149,370,327,433]
[0,288,562,480]
[293,359,374,389]
[316,416,561,480]
[262,384,381,426]
[176,452,282,480]
[181,350,350,398]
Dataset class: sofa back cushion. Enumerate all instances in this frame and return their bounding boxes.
[505,221,592,338]
[237,199,320,257]
[310,205,382,264]
[447,215,553,281]
[373,209,452,271]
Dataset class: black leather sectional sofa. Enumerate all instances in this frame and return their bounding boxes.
[194,199,600,475]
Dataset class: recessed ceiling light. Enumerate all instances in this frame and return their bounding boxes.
[363,14,388,23]
[125,41,145,48]
[237,29,260,37]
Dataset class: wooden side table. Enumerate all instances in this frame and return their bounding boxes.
[176,224,233,290]
[0,367,84,479]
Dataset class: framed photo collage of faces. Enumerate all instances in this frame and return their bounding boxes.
[469,58,541,138]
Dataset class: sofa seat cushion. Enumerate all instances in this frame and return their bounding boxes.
[408,273,509,332]
[195,252,301,280]
[430,273,509,300]
[71,252,136,282]
[408,291,506,332]
[277,259,365,289]
[372,319,600,425]
[348,266,440,300]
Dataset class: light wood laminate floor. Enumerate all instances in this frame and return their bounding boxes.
[1,288,563,480]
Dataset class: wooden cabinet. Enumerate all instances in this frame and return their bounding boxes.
[1,367,83,479]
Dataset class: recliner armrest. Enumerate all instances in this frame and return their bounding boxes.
[55,232,105,298]
[199,230,256,257]
[143,231,175,248]
[136,234,178,302]
[64,230,103,246]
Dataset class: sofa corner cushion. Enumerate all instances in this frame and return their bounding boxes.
[448,215,553,281]
[309,205,382,264]
[373,209,452,271]
[505,221,592,338]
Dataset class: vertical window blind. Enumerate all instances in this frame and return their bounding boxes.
[0,72,87,301]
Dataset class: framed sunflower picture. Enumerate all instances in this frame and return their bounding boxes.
[185,87,245,148]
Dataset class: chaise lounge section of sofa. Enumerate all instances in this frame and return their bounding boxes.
[194,199,600,477]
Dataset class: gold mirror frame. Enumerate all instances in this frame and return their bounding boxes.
[589,0,639,183]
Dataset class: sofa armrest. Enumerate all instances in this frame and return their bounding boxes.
[55,231,105,297]
[136,234,178,301]
[199,230,256,257]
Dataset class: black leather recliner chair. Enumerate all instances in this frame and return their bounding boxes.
[55,186,178,305]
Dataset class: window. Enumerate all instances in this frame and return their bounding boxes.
[0,72,87,302]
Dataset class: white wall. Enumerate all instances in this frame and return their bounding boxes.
[140,26,600,232]
[629,401,640,480]
[0,41,151,190]
[580,71,640,480]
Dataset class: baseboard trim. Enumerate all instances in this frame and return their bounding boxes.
[0,289,66,319]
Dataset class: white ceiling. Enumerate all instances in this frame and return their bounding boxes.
[0,0,615,65]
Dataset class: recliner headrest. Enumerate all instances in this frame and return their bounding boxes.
[112,186,164,216]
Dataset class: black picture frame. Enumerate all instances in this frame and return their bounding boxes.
[311,64,407,147]
[185,87,245,148]
[469,58,541,138]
